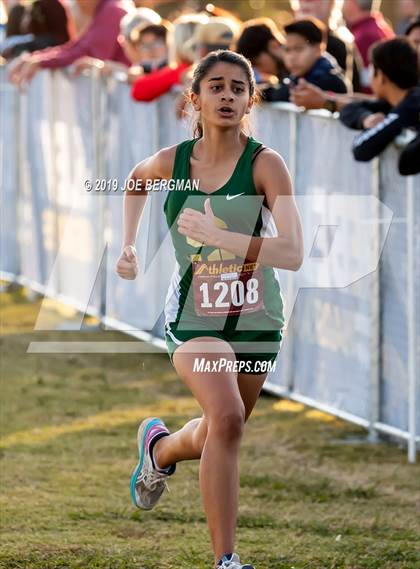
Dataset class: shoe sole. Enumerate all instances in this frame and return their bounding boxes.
[130,416,164,509]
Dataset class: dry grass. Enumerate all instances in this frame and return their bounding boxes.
[0,285,419,569]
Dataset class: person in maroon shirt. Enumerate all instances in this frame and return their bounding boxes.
[342,0,394,91]
[8,0,131,87]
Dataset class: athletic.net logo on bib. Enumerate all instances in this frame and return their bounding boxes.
[192,258,264,317]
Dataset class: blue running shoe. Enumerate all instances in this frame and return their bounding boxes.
[130,417,176,510]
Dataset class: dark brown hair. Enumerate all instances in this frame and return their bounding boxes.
[236,18,285,63]
[371,37,418,89]
[139,23,169,43]
[28,0,69,44]
[190,49,258,138]
[284,17,327,46]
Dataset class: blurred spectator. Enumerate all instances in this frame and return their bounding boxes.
[72,8,170,83]
[8,0,132,87]
[0,1,6,44]
[131,12,208,102]
[339,38,419,175]
[292,0,347,71]
[342,0,394,91]
[204,2,242,27]
[133,22,169,71]
[1,0,69,59]
[168,13,209,66]
[184,17,239,60]
[175,17,241,119]
[291,0,362,91]
[64,0,90,36]
[1,3,29,56]
[5,1,25,35]
[405,16,420,56]
[396,0,419,34]
[235,18,287,84]
[262,18,348,102]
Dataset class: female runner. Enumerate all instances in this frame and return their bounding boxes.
[116,50,303,569]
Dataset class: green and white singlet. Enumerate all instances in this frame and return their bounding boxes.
[163,135,285,371]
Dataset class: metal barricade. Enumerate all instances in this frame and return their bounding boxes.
[0,69,418,461]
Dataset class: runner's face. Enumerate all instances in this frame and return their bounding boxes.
[193,62,252,128]
[284,34,321,77]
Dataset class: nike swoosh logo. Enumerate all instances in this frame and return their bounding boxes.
[226,193,245,200]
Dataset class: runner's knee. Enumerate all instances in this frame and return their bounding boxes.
[207,406,245,442]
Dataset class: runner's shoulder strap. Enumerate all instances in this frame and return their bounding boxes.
[251,144,268,163]
[251,144,269,208]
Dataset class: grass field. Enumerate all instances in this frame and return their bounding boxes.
[0,286,419,569]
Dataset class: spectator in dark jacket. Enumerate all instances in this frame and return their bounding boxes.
[263,18,348,102]
[340,38,419,175]
[292,0,363,91]
[8,0,131,87]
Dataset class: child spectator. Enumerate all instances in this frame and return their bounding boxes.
[262,18,348,102]
[131,13,208,103]
[339,38,419,175]
[134,22,169,73]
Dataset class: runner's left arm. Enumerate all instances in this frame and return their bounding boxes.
[177,149,304,271]
[214,149,304,270]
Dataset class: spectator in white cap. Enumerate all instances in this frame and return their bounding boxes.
[119,6,161,38]
[184,17,240,60]
[131,12,208,102]
[173,17,240,118]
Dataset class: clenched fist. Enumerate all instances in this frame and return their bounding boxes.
[115,245,139,280]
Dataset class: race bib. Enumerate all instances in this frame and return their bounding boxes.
[192,259,264,317]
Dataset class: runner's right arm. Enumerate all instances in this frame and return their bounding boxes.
[116,145,176,280]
